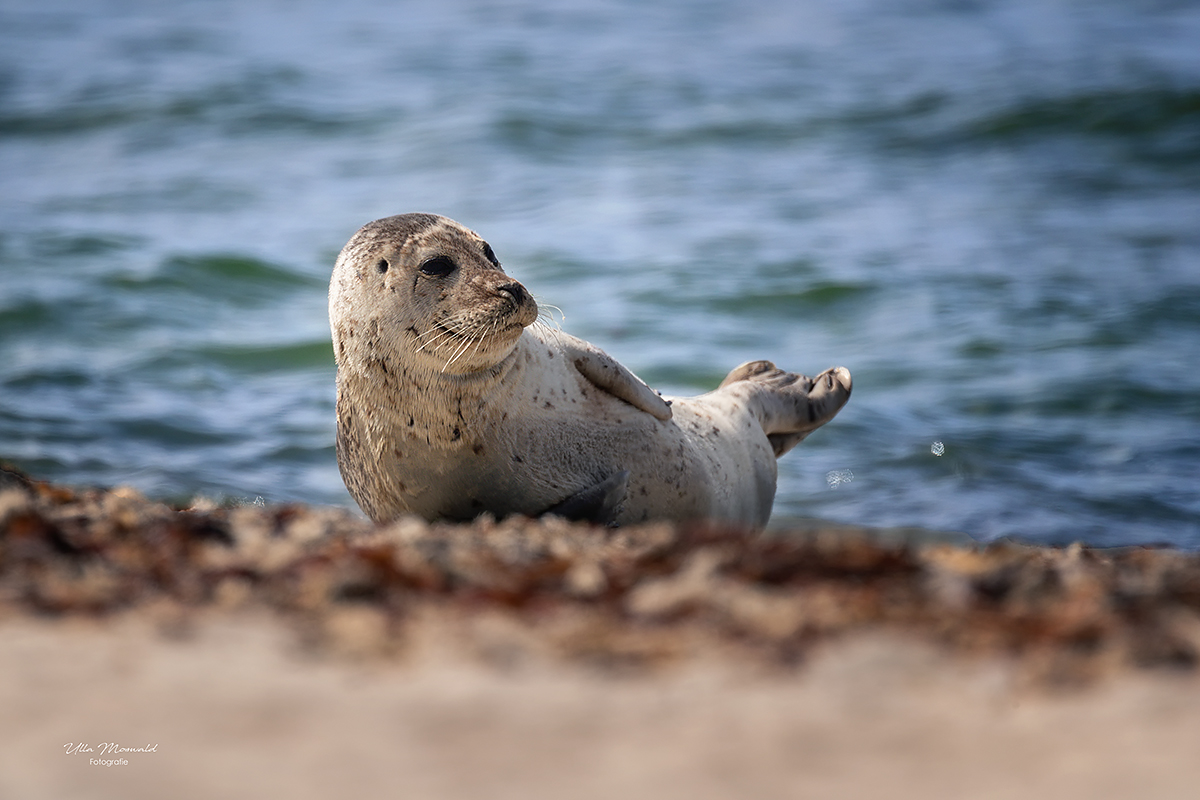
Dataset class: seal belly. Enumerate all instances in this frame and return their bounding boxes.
[609,398,777,527]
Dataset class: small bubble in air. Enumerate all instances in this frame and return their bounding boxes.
[826,469,854,488]
[931,441,945,457]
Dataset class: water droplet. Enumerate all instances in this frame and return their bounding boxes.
[826,469,854,488]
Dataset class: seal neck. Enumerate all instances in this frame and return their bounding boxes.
[336,335,527,433]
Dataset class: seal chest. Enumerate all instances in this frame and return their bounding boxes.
[330,213,852,529]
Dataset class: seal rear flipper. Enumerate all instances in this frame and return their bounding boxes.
[566,340,673,421]
[543,470,630,526]
[721,362,853,457]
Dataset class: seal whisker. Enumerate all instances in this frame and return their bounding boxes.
[466,319,496,365]
[532,319,569,343]
[414,324,455,346]
[418,322,466,345]
[440,342,466,372]
[423,312,471,340]
[414,327,460,354]
[414,312,475,354]
[441,326,480,372]
[534,300,565,330]
[460,324,488,368]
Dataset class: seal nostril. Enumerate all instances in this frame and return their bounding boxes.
[497,281,528,305]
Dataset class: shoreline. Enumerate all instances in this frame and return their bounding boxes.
[4,466,1200,798]
[5,464,1199,676]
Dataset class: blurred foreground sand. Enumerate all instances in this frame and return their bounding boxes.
[3,467,1200,799]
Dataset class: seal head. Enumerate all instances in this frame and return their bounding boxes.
[331,213,538,380]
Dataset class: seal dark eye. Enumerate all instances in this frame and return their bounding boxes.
[419,255,457,278]
[482,242,500,267]
[376,259,389,274]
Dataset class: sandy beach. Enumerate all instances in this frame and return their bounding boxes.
[3,465,1200,799]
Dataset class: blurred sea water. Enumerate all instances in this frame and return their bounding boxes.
[1,0,1198,546]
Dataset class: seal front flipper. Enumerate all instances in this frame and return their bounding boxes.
[543,470,630,525]
[566,340,673,421]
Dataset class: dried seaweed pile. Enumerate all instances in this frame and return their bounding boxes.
[3,466,1200,680]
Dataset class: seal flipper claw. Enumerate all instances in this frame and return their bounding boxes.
[566,339,673,421]
[543,470,630,525]
[719,360,779,388]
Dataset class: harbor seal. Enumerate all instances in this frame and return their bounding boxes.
[330,213,852,529]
